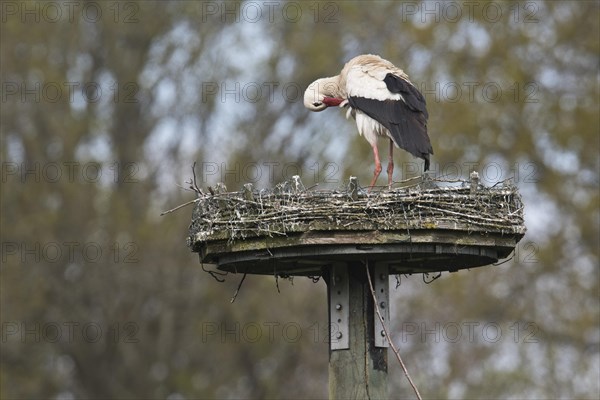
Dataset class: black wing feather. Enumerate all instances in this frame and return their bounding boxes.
[383,73,429,119]
[347,94,433,170]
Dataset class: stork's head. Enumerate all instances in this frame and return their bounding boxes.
[304,77,344,112]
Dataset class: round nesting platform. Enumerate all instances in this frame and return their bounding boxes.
[188,175,525,276]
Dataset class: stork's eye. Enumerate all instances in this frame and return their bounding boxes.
[313,102,322,107]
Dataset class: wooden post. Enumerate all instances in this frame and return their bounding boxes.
[328,262,387,399]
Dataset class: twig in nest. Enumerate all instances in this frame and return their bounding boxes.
[493,252,514,266]
[275,270,281,294]
[176,183,196,192]
[202,262,227,283]
[190,161,204,196]
[160,199,199,216]
[161,162,206,216]
[422,272,442,284]
[230,272,247,303]
[365,262,422,400]
[390,175,422,188]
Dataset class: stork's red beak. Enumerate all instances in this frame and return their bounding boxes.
[323,97,343,107]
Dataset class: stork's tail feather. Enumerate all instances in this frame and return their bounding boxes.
[347,96,433,167]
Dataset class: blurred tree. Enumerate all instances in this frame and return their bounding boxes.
[1,1,598,399]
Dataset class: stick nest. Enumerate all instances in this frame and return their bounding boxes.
[188,174,526,247]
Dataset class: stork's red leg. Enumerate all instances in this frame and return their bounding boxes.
[368,144,382,191]
[386,138,394,189]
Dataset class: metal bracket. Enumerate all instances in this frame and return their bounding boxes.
[373,262,390,348]
[329,263,349,350]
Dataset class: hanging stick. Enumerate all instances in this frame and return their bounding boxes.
[365,262,423,400]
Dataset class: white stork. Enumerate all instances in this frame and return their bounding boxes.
[304,54,433,189]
